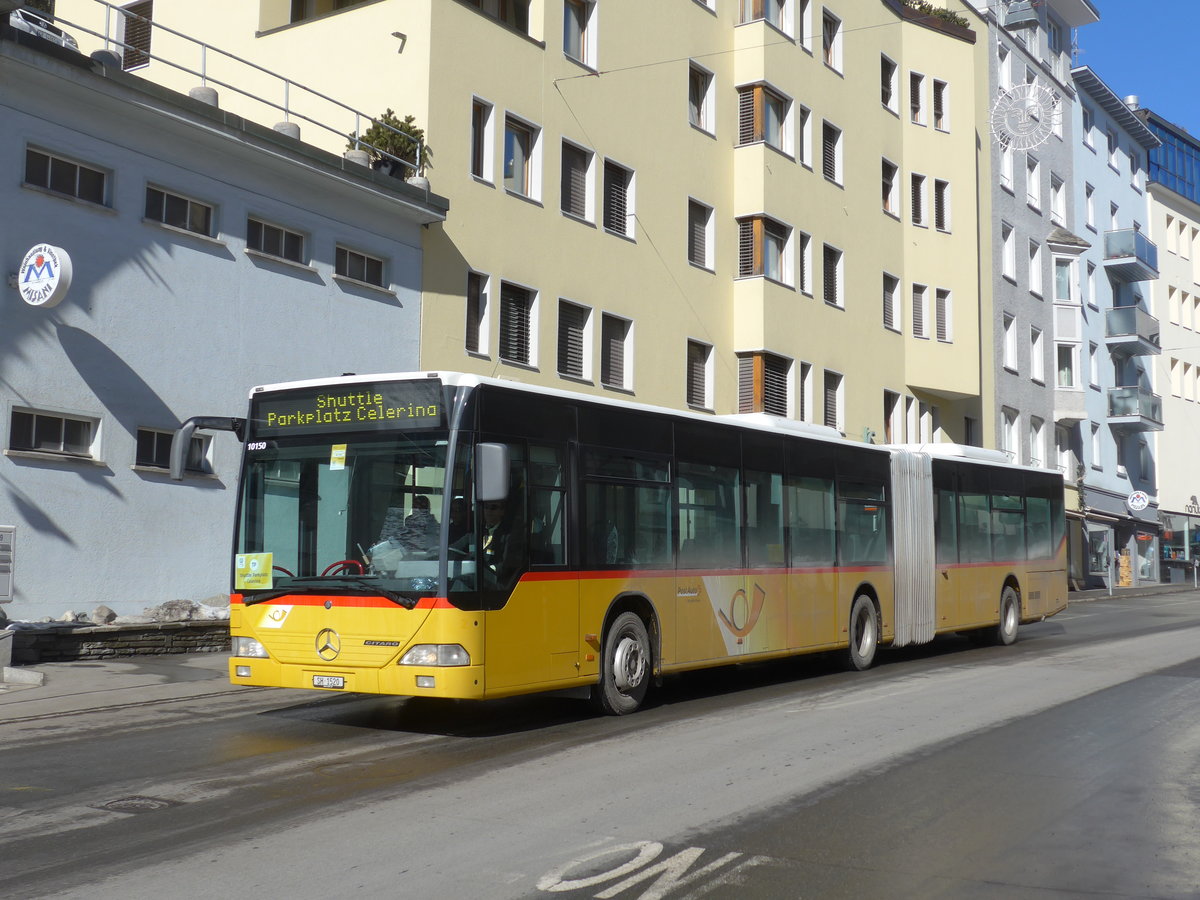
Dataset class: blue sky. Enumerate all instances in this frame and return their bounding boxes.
[1074,0,1199,129]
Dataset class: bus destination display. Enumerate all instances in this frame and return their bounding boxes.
[250,380,444,437]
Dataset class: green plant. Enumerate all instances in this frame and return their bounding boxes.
[347,109,433,177]
[901,0,970,29]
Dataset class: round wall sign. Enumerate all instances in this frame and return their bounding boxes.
[1127,490,1149,512]
[17,243,73,309]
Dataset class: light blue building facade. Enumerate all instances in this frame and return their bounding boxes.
[1,29,446,620]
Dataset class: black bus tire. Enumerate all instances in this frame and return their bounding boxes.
[591,612,650,715]
[847,594,879,671]
[996,585,1019,646]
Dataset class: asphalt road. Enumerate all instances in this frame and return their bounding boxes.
[4,592,1200,899]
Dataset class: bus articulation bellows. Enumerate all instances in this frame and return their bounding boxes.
[203,372,1066,715]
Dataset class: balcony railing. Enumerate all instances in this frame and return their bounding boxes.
[1107,386,1164,432]
[1104,306,1161,357]
[1103,229,1159,282]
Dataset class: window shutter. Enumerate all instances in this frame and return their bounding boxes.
[603,162,628,234]
[686,341,707,407]
[762,354,788,417]
[123,1,153,70]
[688,203,707,267]
[823,246,838,305]
[934,182,947,230]
[823,374,839,429]
[822,125,837,180]
[738,355,756,413]
[561,144,587,218]
[738,87,757,145]
[936,289,950,341]
[911,175,924,224]
[499,285,530,364]
[883,276,896,329]
[738,218,756,277]
[557,302,586,377]
[912,287,925,338]
[601,315,626,388]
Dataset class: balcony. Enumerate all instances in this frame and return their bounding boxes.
[1004,0,1039,27]
[1107,386,1164,432]
[1105,306,1161,357]
[1053,387,1087,424]
[1103,229,1159,282]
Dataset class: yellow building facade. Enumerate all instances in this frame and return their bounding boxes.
[56,0,987,443]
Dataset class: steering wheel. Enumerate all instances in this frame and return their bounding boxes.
[322,560,365,576]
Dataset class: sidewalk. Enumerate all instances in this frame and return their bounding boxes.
[0,650,239,720]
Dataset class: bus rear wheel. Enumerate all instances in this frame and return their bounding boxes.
[995,586,1020,646]
[846,594,878,671]
[591,612,650,715]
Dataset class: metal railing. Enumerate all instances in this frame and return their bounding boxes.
[53,0,425,177]
[1105,306,1161,349]
[1104,228,1158,271]
[1107,386,1163,425]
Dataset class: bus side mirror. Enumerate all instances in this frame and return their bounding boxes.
[169,416,244,481]
[475,442,510,502]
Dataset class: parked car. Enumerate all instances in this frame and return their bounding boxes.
[7,7,78,50]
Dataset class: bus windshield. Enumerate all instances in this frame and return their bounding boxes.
[236,433,461,604]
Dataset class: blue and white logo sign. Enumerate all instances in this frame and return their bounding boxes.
[18,243,72,309]
[1127,490,1149,513]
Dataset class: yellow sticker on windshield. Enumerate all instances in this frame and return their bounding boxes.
[236,552,273,590]
[329,443,347,470]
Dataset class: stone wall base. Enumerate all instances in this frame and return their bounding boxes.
[10,621,230,665]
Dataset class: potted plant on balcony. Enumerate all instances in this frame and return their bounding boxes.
[347,109,433,185]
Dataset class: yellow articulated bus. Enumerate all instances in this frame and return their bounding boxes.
[184,372,1066,715]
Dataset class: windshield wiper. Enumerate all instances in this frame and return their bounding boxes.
[243,576,419,609]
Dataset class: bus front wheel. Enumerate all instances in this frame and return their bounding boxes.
[996,586,1020,646]
[592,612,650,715]
[847,594,879,671]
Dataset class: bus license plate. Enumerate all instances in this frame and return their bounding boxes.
[313,675,345,689]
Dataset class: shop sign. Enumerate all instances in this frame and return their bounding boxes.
[1127,490,1149,513]
[17,244,72,309]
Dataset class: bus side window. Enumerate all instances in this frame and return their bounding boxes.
[678,461,741,569]
[786,475,835,567]
[746,468,784,567]
[528,444,566,566]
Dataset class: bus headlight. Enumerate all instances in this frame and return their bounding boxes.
[399,644,470,667]
[232,637,269,658]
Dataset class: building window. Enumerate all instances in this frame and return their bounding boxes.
[499,282,535,366]
[1002,221,1016,280]
[1054,258,1073,303]
[738,352,791,417]
[738,83,790,154]
[120,1,153,70]
[1030,326,1044,383]
[823,370,843,431]
[463,0,530,34]
[999,143,1014,192]
[1029,240,1043,296]
[247,218,304,264]
[1089,342,1099,386]
[1081,105,1094,147]
[470,98,493,181]
[600,314,631,390]
[796,231,812,294]
[465,272,488,355]
[504,115,539,198]
[822,9,842,71]
[822,244,842,308]
[1107,129,1119,169]
[932,79,948,130]
[796,105,812,167]
[1003,313,1017,370]
[882,273,900,332]
[1084,183,1095,229]
[882,159,899,216]
[1001,408,1018,461]
[738,215,791,284]
[1026,155,1041,210]
[10,409,95,458]
[335,246,385,287]
[557,300,591,380]
[686,340,712,409]
[933,179,950,231]
[910,173,926,226]
[1029,417,1044,468]
[821,121,842,183]
[881,55,898,112]
[602,159,634,237]
[738,0,790,32]
[563,0,596,67]
[560,140,592,220]
[144,186,212,236]
[136,427,205,472]
[909,72,924,124]
[1056,343,1077,388]
[689,63,715,134]
[24,147,106,205]
[688,199,713,270]
[935,289,952,342]
[1090,423,1101,469]
[913,284,928,339]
